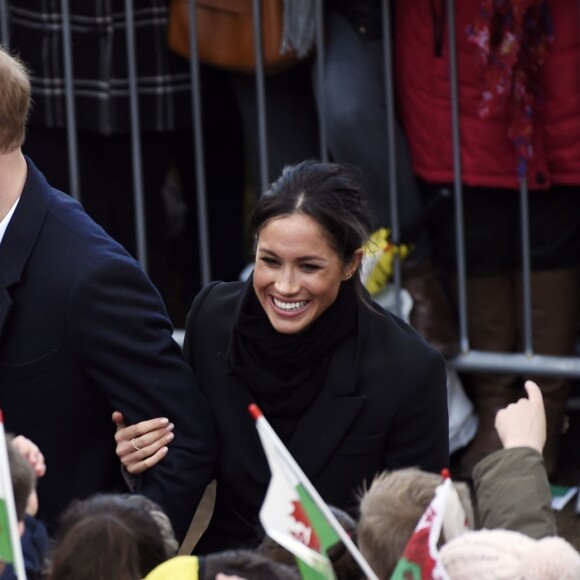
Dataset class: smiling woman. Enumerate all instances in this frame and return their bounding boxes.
[113,160,449,554]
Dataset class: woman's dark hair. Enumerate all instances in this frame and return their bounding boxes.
[48,493,168,580]
[249,160,372,277]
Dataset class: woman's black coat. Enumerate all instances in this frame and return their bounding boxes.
[184,281,449,553]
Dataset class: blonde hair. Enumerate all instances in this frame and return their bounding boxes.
[357,468,474,580]
[0,47,31,153]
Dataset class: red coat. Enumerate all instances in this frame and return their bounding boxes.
[395,0,580,190]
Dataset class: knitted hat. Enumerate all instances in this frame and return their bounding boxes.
[440,529,580,580]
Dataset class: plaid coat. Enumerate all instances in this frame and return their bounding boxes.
[7,0,192,134]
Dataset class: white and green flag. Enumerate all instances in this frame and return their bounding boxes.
[249,404,378,580]
[0,410,26,579]
[390,470,468,580]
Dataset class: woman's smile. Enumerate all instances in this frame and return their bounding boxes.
[271,296,310,314]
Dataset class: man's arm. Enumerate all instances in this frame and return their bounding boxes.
[68,255,216,542]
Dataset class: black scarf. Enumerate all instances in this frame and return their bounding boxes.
[226,274,358,441]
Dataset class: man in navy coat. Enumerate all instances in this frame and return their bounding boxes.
[0,48,215,541]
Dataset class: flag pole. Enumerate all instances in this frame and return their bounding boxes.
[0,410,27,579]
[249,404,379,580]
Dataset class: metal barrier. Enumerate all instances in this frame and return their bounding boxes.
[442,0,580,379]
[2,0,579,380]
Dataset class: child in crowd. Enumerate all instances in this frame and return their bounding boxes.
[47,494,168,580]
[440,529,580,580]
[0,435,49,580]
[357,380,559,579]
[357,468,474,579]
[144,551,300,580]
[1,436,49,580]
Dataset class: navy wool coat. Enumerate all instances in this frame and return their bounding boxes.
[0,157,216,541]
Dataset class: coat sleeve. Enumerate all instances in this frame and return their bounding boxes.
[473,447,557,539]
[384,345,449,474]
[67,256,217,542]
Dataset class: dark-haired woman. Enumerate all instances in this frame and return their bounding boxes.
[114,160,449,553]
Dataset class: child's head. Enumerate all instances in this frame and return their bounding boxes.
[440,530,580,580]
[144,552,301,580]
[204,550,301,580]
[0,438,36,575]
[357,468,474,580]
[122,494,179,558]
[48,493,168,580]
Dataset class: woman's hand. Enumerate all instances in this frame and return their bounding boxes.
[11,435,46,477]
[112,411,174,475]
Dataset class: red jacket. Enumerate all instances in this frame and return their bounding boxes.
[395,0,580,190]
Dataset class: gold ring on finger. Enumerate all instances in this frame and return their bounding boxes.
[131,438,142,452]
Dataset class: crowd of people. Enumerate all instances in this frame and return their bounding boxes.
[5,375,580,578]
[1,0,580,578]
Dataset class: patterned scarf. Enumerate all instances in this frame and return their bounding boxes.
[466,0,553,177]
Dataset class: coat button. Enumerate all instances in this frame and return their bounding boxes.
[358,25,367,35]
[535,172,546,185]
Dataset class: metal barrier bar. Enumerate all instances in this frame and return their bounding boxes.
[381,0,402,316]
[450,351,580,379]
[252,0,270,192]
[314,0,328,163]
[124,0,148,269]
[518,176,533,355]
[60,0,81,202]
[187,0,212,286]
[0,0,9,47]
[447,0,469,354]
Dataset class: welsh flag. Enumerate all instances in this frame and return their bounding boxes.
[0,410,27,579]
[390,470,468,580]
[249,404,378,580]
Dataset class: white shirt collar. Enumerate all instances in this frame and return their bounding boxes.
[0,197,20,246]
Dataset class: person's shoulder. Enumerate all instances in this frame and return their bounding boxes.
[17,180,142,292]
[46,191,122,247]
[194,280,245,308]
[47,215,142,282]
[186,280,245,327]
[17,160,121,260]
[42,191,141,277]
[362,295,426,343]
[360,295,444,365]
